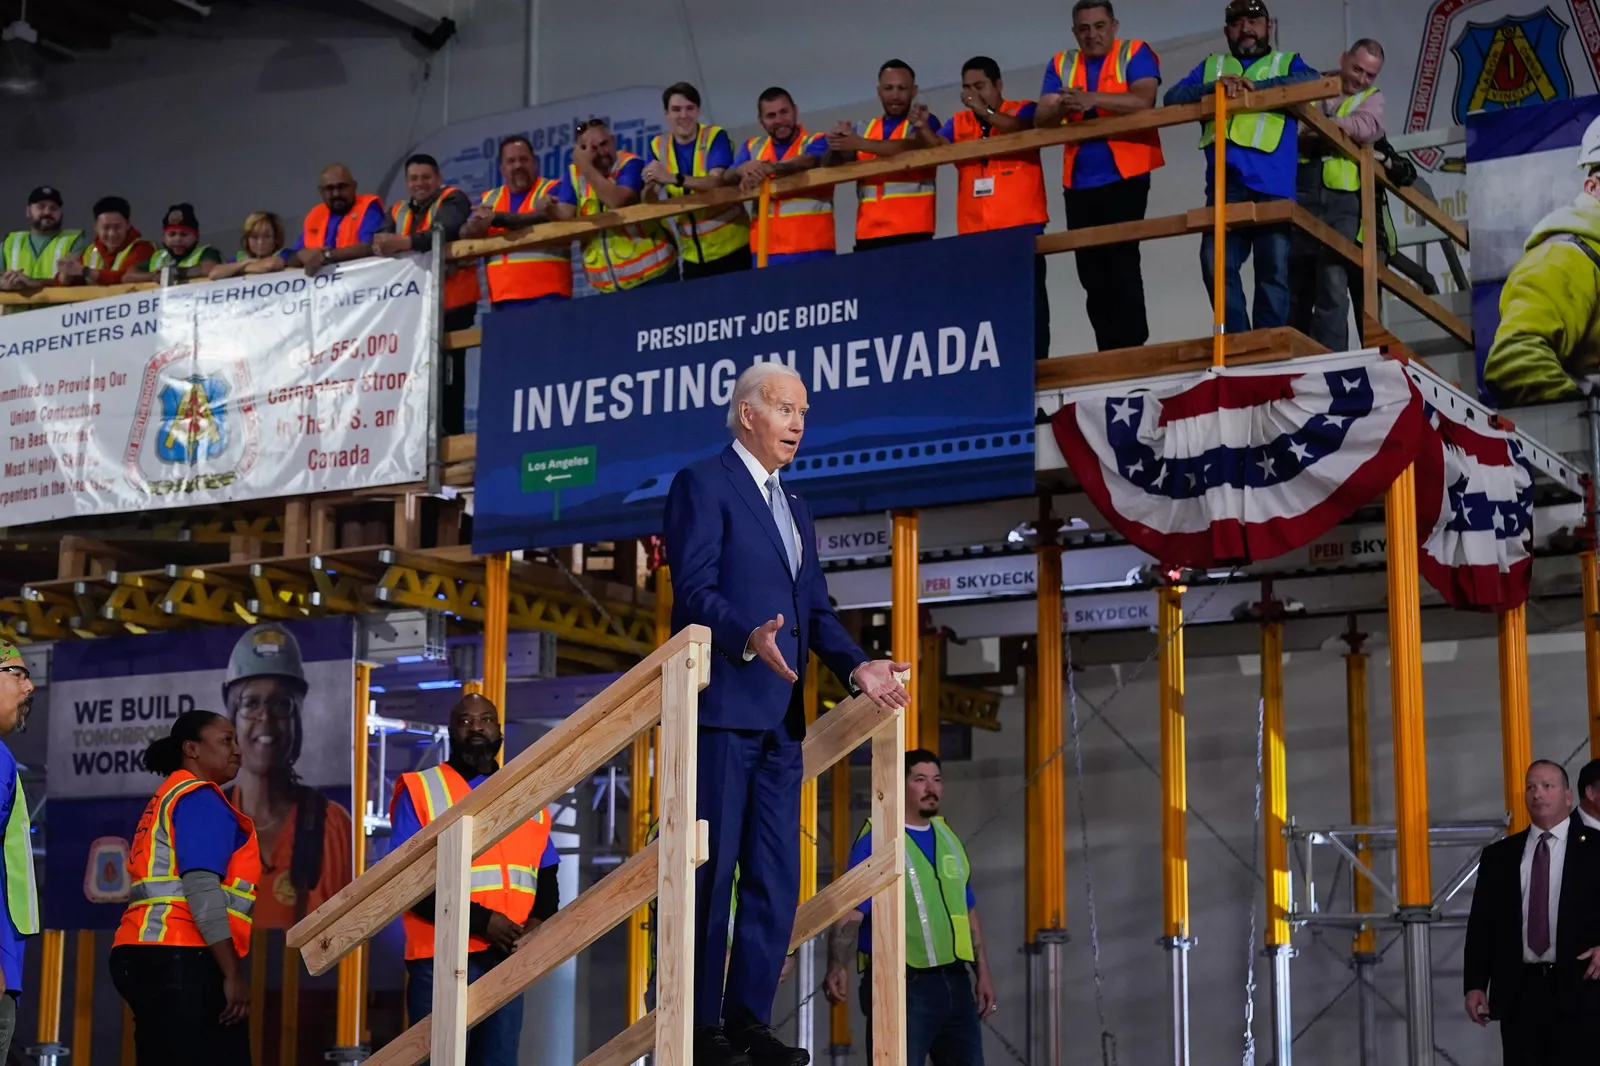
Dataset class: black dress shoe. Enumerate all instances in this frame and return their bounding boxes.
[729,1023,810,1066]
[695,1026,753,1066]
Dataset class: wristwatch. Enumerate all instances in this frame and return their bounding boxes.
[674,172,686,187]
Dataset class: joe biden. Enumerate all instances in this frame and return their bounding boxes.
[663,361,909,1066]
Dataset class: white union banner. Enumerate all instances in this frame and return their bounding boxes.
[0,255,436,525]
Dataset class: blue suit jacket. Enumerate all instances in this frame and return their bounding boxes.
[663,445,867,731]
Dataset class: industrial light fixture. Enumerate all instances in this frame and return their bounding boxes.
[0,2,44,99]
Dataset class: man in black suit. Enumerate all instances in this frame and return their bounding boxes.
[1464,759,1600,1063]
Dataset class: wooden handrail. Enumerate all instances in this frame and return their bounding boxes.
[445,77,1342,261]
[288,625,711,973]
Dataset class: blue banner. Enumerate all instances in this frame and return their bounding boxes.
[472,228,1039,551]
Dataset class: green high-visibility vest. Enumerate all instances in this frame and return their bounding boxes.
[2,229,82,280]
[1197,51,1299,153]
[854,817,973,970]
[1310,89,1378,191]
[1357,191,1400,258]
[4,772,38,937]
[148,244,217,270]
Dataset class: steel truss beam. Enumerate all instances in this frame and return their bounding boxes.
[2,547,656,655]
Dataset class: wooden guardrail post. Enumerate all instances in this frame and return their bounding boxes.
[432,814,475,1066]
[1358,146,1380,345]
[657,642,705,1066]
[869,704,906,1066]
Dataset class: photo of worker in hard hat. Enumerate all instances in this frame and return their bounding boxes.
[221,623,353,927]
[1482,111,1600,404]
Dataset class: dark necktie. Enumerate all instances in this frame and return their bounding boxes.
[1529,830,1553,957]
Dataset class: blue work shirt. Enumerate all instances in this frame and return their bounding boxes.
[1163,53,1321,201]
[647,130,735,175]
[846,822,976,955]
[564,157,644,206]
[391,773,561,869]
[171,786,249,876]
[1040,48,1162,189]
[0,743,25,993]
[732,132,832,266]
[285,199,387,253]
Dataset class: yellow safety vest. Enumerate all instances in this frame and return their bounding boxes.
[649,126,750,265]
[1316,88,1378,191]
[571,153,676,293]
[853,818,974,971]
[2,230,81,280]
[148,245,218,270]
[1198,51,1299,153]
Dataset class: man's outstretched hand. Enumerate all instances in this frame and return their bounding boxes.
[854,659,911,709]
[748,615,799,682]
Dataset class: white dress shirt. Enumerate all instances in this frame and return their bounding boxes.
[731,438,803,567]
[1520,817,1569,963]
[1580,806,1600,832]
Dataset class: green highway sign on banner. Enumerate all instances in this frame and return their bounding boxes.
[520,445,597,520]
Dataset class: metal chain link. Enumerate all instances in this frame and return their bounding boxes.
[1242,696,1265,1066]
[1065,634,1118,1066]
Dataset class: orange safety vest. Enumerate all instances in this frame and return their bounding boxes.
[302,194,384,250]
[745,130,835,257]
[114,770,260,959]
[855,115,936,240]
[479,181,573,303]
[948,104,1050,235]
[390,187,482,311]
[1051,41,1165,188]
[393,764,553,960]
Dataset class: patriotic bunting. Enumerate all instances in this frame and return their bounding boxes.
[1414,406,1536,611]
[1050,356,1426,568]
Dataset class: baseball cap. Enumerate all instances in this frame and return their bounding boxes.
[1226,0,1270,20]
[162,203,200,234]
[27,186,61,207]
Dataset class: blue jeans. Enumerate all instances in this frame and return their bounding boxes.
[406,952,524,1066]
[861,964,984,1066]
[1199,170,1291,333]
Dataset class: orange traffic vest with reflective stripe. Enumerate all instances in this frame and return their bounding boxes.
[856,116,936,240]
[571,153,677,292]
[1051,41,1165,188]
[114,770,260,958]
[394,764,552,960]
[391,188,482,311]
[302,194,384,250]
[949,104,1050,235]
[480,181,574,303]
[745,130,835,257]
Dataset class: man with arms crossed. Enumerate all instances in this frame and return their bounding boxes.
[664,363,908,1066]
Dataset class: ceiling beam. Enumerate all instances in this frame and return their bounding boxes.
[352,0,453,33]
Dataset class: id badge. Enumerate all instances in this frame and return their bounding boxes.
[972,176,996,198]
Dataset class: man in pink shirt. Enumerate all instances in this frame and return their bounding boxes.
[1289,38,1386,350]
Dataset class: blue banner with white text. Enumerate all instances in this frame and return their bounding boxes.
[472,227,1039,551]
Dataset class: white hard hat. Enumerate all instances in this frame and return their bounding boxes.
[1579,114,1600,168]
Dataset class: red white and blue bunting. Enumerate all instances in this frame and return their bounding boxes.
[1050,355,1425,568]
[1414,406,1536,612]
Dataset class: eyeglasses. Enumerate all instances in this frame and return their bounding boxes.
[0,666,28,682]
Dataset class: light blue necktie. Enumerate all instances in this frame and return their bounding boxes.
[766,474,800,577]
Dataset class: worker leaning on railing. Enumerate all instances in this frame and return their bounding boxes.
[0,186,84,296]
[126,203,223,284]
[1036,0,1164,353]
[644,82,754,279]
[728,88,840,266]
[1164,0,1320,334]
[58,197,154,288]
[460,135,576,308]
[918,56,1051,360]
[824,60,942,255]
[1288,39,1387,351]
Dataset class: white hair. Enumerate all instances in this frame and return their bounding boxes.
[726,361,804,431]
